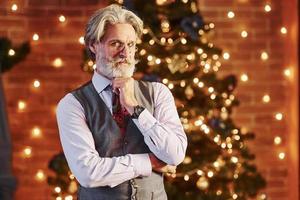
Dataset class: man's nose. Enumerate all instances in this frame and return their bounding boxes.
[118,45,130,58]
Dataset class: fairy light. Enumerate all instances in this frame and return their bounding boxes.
[35,170,46,181]
[231,156,238,163]
[31,127,42,138]
[182,0,188,3]
[208,87,214,93]
[197,170,204,176]
[264,4,272,12]
[11,4,18,11]
[241,30,248,38]
[210,94,216,100]
[149,39,155,45]
[8,49,15,56]
[155,58,161,64]
[56,197,62,200]
[167,38,173,44]
[275,113,283,120]
[162,78,168,84]
[197,48,203,54]
[23,147,32,158]
[183,156,192,164]
[184,175,189,181]
[260,194,267,200]
[207,171,214,178]
[278,152,285,160]
[53,58,63,68]
[227,11,235,18]
[274,136,282,145]
[147,55,153,61]
[18,100,26,111]
[223,52,230,60]
[240,73,249,82]
[65,196,73,200]
[54,186,61,193]
[280,27,287,34]
[193,78,199,84]
[168,83,174,89]
[233,193,238,199]
[284,68,291,77]
[32,33,39,41]
[261,51,269,60]
[180,80,186,87]
[181,38,187,44]
[139,49,146,56]
[33,80,41,88]
[142,28,149,34]
[59,15,66,22]
[262,94,271,103]
[79,36,84,44]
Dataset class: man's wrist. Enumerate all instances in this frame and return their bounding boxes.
[131,105,145,119]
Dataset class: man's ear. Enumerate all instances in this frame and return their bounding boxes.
[89,43,96,54]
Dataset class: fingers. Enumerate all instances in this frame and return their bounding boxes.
[112,77,132,90]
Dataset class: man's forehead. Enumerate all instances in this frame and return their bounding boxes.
[103,23,137,41]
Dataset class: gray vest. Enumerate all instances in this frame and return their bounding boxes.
[71,80,167,200]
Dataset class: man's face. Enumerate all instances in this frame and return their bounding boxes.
[91,23,137,79]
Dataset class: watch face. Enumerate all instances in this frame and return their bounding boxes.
[133,106,145,118]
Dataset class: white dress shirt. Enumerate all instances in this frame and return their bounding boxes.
[56,72,187,188]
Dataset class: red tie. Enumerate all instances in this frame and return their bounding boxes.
[112,89,130,136]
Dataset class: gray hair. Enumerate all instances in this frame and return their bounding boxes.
[84,4,143,60]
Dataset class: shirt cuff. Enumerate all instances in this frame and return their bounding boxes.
[136,109,157,132]
[130,153,152,177]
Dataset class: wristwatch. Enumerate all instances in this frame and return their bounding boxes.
[131,105,145,119]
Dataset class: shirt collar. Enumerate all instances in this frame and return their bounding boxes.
[92,71,112,93]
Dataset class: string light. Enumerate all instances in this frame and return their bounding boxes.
[31,127,42,138]
[223,52,230,60]
[284,68,291,77]
[53,58,63,68]
[207,171,214,177]
[280,27,287,34]
[262,94,271,103]
[193,77,199,84]
[275,113,283,120]
[260,51,269,60]
[147,55,153,61]
[168,83,174,89]
[54,186,61,193]
[184,174,190,181]
[11,4,18,11]
[197,170,204,176]
[232,193,238,199]
[32,33,39,41]
[18,100,26,111]
[33,80,41,88]
[241,30,248,38]
[65,196,73,200]
[162,78,168,84]
[8,49,15,56]
[181,38,187,44]
[264,4,272,12]
[59,15,66,23]
[35,170,46,181]
[227,11,235,18]
[78,36,84,44]
[198,81,204,88]
[274,136,282,145]
[278,152,285,160]
[240,73,249,82]
[56,197,62,200]
[23,147,32,158]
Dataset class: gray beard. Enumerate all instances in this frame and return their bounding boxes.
[97,56,137,79]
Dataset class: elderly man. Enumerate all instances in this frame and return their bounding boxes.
[56,4,187,200]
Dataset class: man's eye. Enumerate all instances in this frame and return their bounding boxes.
[128,42,135,47]
[111,42,121,47]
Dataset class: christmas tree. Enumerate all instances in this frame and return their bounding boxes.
[49,1,266,199]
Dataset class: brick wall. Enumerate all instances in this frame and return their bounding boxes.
[0,0,297,199]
